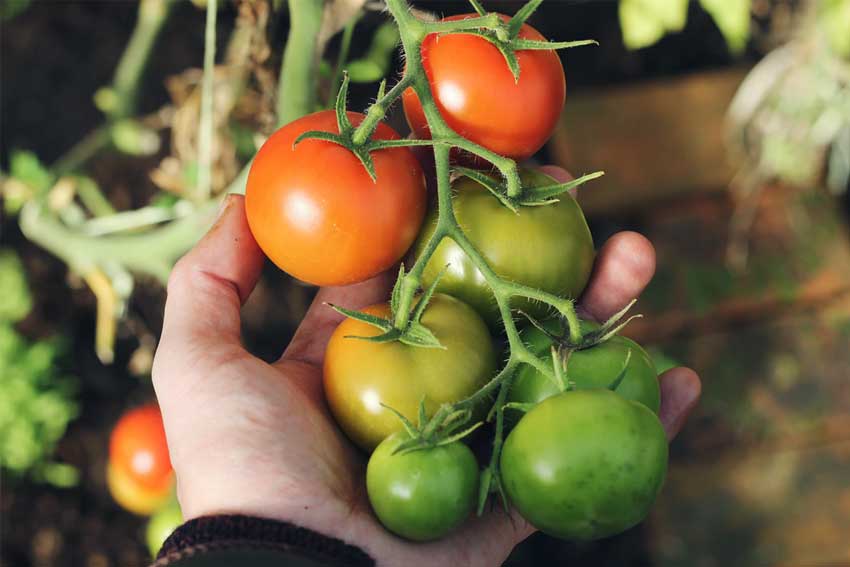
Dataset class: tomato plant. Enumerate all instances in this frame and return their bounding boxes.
[501,389,668,540]
[367,432,479,541]
[413,168,595,327]
[402,14,566,162]
[324,293,496,451]
[109,404,172,492]
[510,320,661,413]
[245,109,427,286]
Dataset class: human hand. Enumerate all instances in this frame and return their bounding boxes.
[152,171,700,566]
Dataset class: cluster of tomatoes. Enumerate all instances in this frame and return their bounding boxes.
[245,12,667,543]
[107,404,182,556]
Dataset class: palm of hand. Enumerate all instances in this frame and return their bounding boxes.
[153,193,700,566]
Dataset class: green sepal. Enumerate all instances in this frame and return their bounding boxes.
[399,321,444,348]
[477,466,493,515]
[496,41,522,83]
[508,0,543,38]
[410,263,448,326]
[454,167,519,212]
[328,303,392,332]
[292,130,347,149]
[607,350,633,391]
[503,401,537,413]
[435,421,483,446]
[352,146,377,182]
[468,0,487,16]
[375,78,387,101]
[347,328,404,344]
[417,398,427,428]
[390,264,405,315]
[511,38,598,51]
[382,403,419,441]
[520,171,605,204]
[334,72,353,135]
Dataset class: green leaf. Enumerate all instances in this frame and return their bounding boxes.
[820,0,850,58]
[0,250,33,323]
[509,0,544,37]
[619,0,689,50]
[399,322,445,349]
[699,0,751,55]
[346,22,400,83]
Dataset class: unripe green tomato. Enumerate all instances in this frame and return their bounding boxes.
[412,168,594,328]
[367,432,479,541]
[324,294,496,452]
[146,498,183,557]
[510,320,660,413]
[501,389,668,541]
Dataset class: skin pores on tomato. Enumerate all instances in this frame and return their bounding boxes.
[402,14,566,161]
[367,433,479,541]
[109,404,173,492]
[501,390,668,541]
[245,110,427,287]
[414,169,594,327]
[323,294,496,452]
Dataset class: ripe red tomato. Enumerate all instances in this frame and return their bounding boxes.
[402,14,565,162]
[109,404,172,493]
[245,110,427,286]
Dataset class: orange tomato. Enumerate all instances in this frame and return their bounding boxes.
[245,110,427,286]
[403,14,565,162]
[109,404,172,493]
[106,462,173,516]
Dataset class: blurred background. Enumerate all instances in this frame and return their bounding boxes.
[2,0,850,565]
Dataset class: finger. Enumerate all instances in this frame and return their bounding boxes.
[578,231,656,323]
[659,367,701,440]
[154,195,264,376]
[281,270,395,366]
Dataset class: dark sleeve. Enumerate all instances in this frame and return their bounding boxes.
[152,515,375,567]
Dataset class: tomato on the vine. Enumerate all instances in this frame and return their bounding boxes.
[510,320,661,413]
[402,14,565,162]
[245,110,427,286]
[413,169,594,327]
[109,404,172,493]
[324,293,496,451]
[367,432,479,541]
[501,389,668,541]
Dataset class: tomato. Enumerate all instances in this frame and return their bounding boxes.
[402,14,565,162]
[367,432,479,541]
[413,169,594,327]
[510,320,660,413]
[501,389,667,540]
[106,462,173,516]
[109,404,173,492]
[324,293,496,451]
[245,110,427,286]
[146,498,182,557]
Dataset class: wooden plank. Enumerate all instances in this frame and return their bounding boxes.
[548,68,748,215]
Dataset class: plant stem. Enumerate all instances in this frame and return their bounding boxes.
[329,10,361,108]
[277,0,325,126]
[197,0,218,202]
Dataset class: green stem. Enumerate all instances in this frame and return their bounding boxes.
[329,10,360,108]
[351,74,415,145]
[277,0,325,126]
[427,13,501,33]
[109,0,172,120]
[196,0,218,202]
[51,128,111,176]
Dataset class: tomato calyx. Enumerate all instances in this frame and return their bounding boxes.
[293,73,437,182]
[452,0,597,83]
[329,264,449,349]
[453,167,604,212]
[382,398,483,455]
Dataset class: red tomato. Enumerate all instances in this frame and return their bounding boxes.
[109,404,173,493]
[245,110,427,286]
[402,14,565,162]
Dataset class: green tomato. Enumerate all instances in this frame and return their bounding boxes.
[413,168,595,327]
[324,294,496,451]
[367,432,479,541]
[145,498,182,557]
[501,389,668,541]
[510,320,660,413]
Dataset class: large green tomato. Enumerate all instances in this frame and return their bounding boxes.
[324,294,496,451]
[510,320,660,413]
[413,169,595,327]
[367,432,479,541]
[501,389,668,541]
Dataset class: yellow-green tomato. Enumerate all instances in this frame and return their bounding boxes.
[367,432,479,541]
[324,294,496,451]
[510,320,660,413]
[146,498,182,557]
[501,389,668,541]
[413,169,594,327]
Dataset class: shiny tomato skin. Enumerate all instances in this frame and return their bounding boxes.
[367,432,479,541]
[413,169,594,327]
[501,389,668,540]
[106,462,173,516]
[510,320,660,413]
[109,404,173,493]
[323,294,496,452]
[245,110,427,286]
[402,14,566,161]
